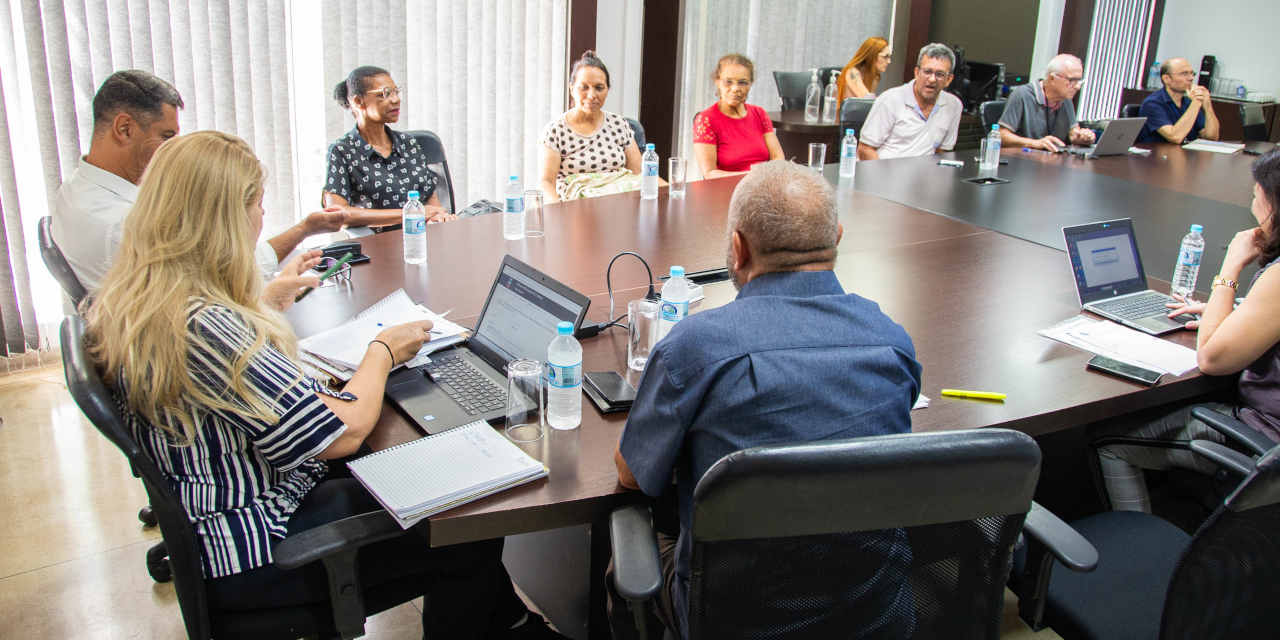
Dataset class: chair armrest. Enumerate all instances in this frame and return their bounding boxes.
[273,510,405,570]
[609,504,663,602]
[1190,440,1256,477]
[1022,502,1098,573]
[1191,406,1274,456]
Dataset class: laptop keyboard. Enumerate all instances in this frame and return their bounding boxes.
[1094,293,1174,320]
[423,354,507,416]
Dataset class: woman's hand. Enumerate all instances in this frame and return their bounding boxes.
[1166,292,1208,329]
[263,250,323,312]
[1222,228,1262,278]
[424,205,457,224]
[373,319,435,365]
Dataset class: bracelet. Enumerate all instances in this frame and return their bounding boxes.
[369,339,396,364]
[1211,275,1239,291]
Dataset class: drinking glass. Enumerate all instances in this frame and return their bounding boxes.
[505,359,544,442]
[668,157,687,198]
[808,143,826,172]
[627,299,660,371]
[524,190,545,237]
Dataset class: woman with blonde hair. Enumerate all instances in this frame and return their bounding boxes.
[693,53,785,179]
[839,37,893,102]
[87,130,562,638]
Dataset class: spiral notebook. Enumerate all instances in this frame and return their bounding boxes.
[347,421,549,529]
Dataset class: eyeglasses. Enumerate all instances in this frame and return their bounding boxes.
[1171,71,1196,79]
[314,258,353,286]
[364,86,405,101]
[719,79,751,90]
[917,68,952,80]
[1050,73,1085,87]
[878,52,892,60]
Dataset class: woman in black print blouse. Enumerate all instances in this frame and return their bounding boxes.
[536,51,643,203]
[324,66,456,227]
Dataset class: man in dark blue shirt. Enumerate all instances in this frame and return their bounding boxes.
[1137,57,1220,144]
[607,160,923,639]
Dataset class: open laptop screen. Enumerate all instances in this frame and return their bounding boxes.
[1065,221,1148,297]
[471,264,584,365]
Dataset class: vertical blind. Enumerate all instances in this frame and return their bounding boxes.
[1078,0,1156,121]
[674,0,894,180]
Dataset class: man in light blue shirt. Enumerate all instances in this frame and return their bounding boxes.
[608,160,923,639]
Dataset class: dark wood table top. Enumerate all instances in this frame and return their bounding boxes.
[286,168,1231,546]
[768,110,843,133]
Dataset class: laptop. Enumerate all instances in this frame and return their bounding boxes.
[1068,117,1147,158]
[1062,218,1196,336]
[385,255,590,434]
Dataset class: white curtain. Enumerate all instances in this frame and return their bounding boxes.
[675,0,895,179]
[1078,0,1155,121]
[314,0,568,207]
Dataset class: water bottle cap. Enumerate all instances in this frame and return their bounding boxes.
[991,124,1000,131]
[846,128,854,135]
[646,143,655,150]
[670,266,685,277]
[509,174,518,181]
[407,190,419,199]
[556,321,573,335]
[1191,224,1203,233]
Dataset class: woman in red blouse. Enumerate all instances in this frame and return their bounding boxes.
[693,54,785,179]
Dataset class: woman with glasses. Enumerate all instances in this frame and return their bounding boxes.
[324,66,456,229]
[693,53,785,179]
[537,51,643,203]
[838,37,892,101]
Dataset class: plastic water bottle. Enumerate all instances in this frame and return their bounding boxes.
[640,143,659,200]
[821,70,839,124]
[658,266,690,340]
[547,321,582,430]
[984,125,1002,167]
[503,175,524,241]
[804,69,821,123]
[403,190,427,265]
[840,129,858,178]
[1147,62,1161,91]
[1171,224,1205,300]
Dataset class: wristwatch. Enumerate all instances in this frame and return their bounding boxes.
[1211,275,1239,291]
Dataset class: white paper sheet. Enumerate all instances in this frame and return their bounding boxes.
[1039,316,1198,376]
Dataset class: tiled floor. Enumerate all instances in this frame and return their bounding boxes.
[0,362,1060,639]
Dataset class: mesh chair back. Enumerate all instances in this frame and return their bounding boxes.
[774,71,814,111]
[625,118,647,151]
[980,100,1007,129]
[1122,103,1142,119]
[60,316,213,640]
[38,217,88,308]
[1240,103,1269,142]
[1159,445,1280,640]
[405,130,457,215]
[839,98,876,136]
[687,429,1041,640]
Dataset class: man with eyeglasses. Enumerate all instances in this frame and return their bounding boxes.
[1136,57,1219,144]
[998,54,1095,152]
[858,43,963,160]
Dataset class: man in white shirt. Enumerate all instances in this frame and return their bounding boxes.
[53,70,348,293]
[858,43,963,160]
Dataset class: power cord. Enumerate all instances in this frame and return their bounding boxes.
[573,252,658,339]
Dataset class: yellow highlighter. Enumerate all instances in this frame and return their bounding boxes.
[941,389,1007,401]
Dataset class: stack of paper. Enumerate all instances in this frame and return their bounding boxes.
[348,421,549,528]
[299,289,466,380]
[1183,140,1245,155]
[1039,316,1199,376]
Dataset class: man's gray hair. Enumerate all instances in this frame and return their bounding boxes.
[727,161,839,273]
[1045,54,1082,77]
[917,43,955,71]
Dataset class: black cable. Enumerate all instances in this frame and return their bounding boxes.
[575,252,657,339]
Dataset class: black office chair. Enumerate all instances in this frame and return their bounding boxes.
[838,97,875,137]
[405,130,457,216]
[37,216,87,309]
[1033,434,1280,639]
[1121,103,1142,119]
[1241,103,1269,142]
[611,429,1097,639]
[773,70,814,111]
[626,117,647,151]
[980,100,1007,130]
[818,65,842,93]
[60,315,432,640]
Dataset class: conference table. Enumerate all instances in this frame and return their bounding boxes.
[284,142,1264,638]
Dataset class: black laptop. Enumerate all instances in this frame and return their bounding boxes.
[1063,218,1196,335]
[385,255,590,434]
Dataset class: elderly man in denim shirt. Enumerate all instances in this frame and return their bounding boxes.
[607,160,923,639]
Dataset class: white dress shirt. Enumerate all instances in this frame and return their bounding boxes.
[860,81,963,159]
[53,156,280,292]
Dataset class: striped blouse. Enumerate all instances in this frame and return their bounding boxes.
[112,301,353,578]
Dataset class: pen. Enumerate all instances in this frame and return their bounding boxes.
[941,389,1007,400]
[295,252,353,302]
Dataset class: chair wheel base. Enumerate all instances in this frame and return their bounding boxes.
[139,506,157,527]
[146,541,171,583]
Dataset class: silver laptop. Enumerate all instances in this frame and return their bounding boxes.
[1063,218,1195,335]
[1069,117,1147,158]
